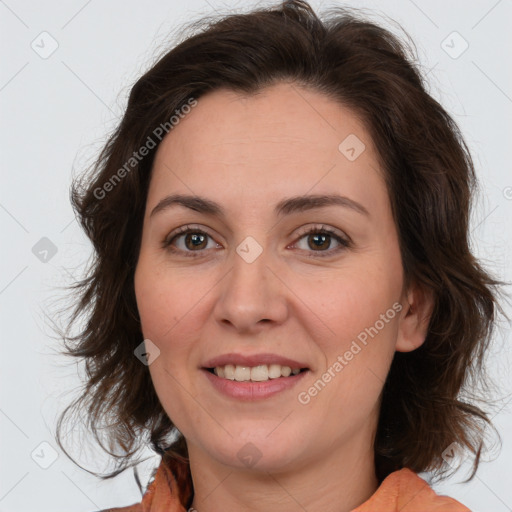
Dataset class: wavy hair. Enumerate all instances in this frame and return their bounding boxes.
[55,0,503,486]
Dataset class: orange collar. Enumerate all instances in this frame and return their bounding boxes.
[112,454,470,512]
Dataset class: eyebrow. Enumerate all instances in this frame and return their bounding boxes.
[150,193,370,219]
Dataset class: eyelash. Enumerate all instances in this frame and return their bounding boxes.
[162,224,351,259]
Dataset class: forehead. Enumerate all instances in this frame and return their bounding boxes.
[148,82,387,217]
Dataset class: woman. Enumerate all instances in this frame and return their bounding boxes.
[56,1,502,511]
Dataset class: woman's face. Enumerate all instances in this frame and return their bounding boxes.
[134,82,423,473]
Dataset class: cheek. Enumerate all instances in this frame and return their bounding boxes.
[134,255,211,341]
[296,256,401,342]
[290,251,403,409]
[134,260,208,428]
[134,257,222,405]
[293,270,401,434]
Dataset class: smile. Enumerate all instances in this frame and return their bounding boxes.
[202,366,310,400]
[208,364,307,382]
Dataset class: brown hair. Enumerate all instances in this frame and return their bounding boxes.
[55,0,503,486]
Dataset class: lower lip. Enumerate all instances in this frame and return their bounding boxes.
[201,368,309,400]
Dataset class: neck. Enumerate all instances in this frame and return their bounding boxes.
[187,430,379,512]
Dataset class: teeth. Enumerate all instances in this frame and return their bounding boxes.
[234,365,250,381]
[213,364,303,382]
[251,365,269,381]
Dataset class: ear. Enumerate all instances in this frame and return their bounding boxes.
[395,281,435,353]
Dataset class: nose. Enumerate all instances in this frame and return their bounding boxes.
[212,243,289,334]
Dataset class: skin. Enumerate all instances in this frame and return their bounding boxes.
[134,81,433,512]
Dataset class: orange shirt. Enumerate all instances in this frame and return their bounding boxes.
[105,454,470,512]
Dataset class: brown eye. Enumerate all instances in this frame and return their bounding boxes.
[183,232,208,250]
[293,226,350,257]
[306,232,331,251]
[163,226,221,257]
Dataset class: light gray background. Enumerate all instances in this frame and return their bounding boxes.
[1,0,511,511]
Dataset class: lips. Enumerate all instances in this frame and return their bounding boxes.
[201,352,310,370]
[202,363,309,400]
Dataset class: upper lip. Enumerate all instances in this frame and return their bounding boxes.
[202,353,309,369]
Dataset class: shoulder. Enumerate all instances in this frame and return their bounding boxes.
[352,468,471,512]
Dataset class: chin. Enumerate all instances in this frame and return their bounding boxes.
[200,430,307,472]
